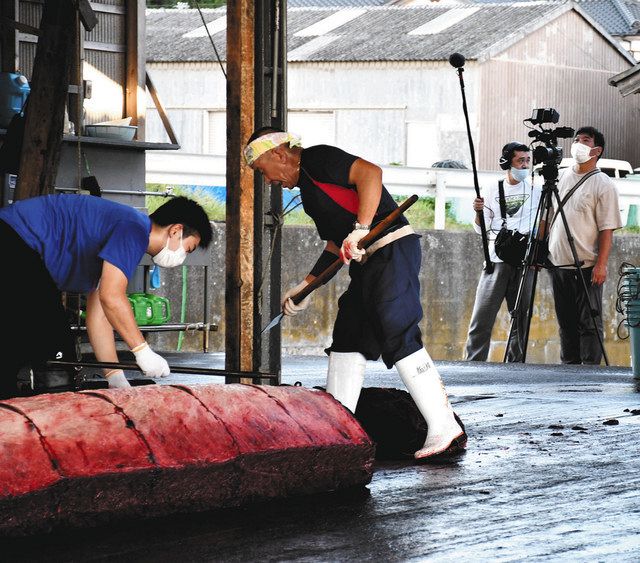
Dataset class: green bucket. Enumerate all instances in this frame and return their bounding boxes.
[127,293,171,326]
[128,293,153,326]
[147,294,171,325]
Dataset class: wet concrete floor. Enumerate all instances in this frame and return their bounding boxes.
[3,355,640,561]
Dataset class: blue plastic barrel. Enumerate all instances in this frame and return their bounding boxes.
[0,72,29,128]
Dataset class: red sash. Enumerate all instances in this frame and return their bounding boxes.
[308,177,359,214]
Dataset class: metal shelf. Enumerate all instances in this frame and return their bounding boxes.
[62,134,179,151]
[70,322,218,333]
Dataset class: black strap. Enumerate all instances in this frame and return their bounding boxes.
[549,168,600,230]
[498,180,507,227]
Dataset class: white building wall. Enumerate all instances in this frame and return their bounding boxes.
[287,61,479,166]
[145,60,481,168]
[145,62,227,150]
[620,35,640,62]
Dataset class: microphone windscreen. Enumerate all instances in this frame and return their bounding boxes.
[449,53,466,68]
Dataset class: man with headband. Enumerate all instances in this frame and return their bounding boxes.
[244,127,466,460]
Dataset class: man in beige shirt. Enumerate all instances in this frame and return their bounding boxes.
[548,126,622,364]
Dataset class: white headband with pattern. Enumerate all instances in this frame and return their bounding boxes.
[244,131,302,165]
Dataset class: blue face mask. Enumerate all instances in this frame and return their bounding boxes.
[511,167,529,182]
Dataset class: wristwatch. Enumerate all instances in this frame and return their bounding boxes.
[354,221,370,230]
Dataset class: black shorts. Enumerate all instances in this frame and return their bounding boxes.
[0,220,76,396]
[327,234,423,368]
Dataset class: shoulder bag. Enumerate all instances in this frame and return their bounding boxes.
[494,180,530,267]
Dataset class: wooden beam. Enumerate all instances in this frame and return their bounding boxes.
[125,0,146,139]
[1,15,41,37]
[226,0,255,376]
[89,3,125,15]
[146,71,179,146]
[67,10,83,156]
[84,40,125,53]
[14,1,75,200]
[0,1,19,72]
[74,0,97,31]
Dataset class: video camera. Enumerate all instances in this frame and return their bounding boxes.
[525,108,574,166]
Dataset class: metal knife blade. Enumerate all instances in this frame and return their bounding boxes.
[261,312,284,334]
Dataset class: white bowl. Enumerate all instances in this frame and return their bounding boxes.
[85,124,137,142]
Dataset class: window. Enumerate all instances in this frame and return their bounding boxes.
[207,111,226,154]
[287,111,335,148]
[406,122,439,167]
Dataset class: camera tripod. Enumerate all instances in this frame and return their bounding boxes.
[503,159,609,365]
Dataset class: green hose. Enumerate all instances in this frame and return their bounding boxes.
[176,265,188,351]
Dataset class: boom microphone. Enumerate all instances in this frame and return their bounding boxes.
[449,50,493,274]
[449,52,465,68]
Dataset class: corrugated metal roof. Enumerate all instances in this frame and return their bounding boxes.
[408,7,481,35]
[288,0,389,6]
[182,15,227,38]
[144,3,584,64]
[146,8,229,63]
[293,8,368,36]
[448,0,640,36]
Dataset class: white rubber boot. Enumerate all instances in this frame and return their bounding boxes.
[395,348,465,460]
[325,352,366,413]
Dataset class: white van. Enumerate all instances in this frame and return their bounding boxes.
[558,158,634,178]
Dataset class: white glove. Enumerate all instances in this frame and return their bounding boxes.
[105,369,131,389]
[132,342,170,378]
[340,228,369,264]
[282,280,312,317]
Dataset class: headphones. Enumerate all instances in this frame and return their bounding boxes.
[499,142,527,170]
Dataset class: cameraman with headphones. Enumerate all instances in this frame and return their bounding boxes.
[465,142,541,362]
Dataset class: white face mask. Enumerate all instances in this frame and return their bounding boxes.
[510,167,529,182]
[152,230,187,268]
[571,142,593,164]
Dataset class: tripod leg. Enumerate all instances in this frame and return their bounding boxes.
[575,268,608,365]
[576,269,605,364]
[504,266,527,362]
[504,265,537,362]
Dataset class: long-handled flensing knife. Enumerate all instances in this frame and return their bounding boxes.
[262,194,419,334]
[48,359,277,380]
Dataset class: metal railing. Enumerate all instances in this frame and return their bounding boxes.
[146,151,640,229]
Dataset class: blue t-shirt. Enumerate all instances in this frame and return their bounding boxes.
[0,194,151,292]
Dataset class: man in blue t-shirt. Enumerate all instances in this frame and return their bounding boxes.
[0,194,212,397]
[244,128,466,461]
